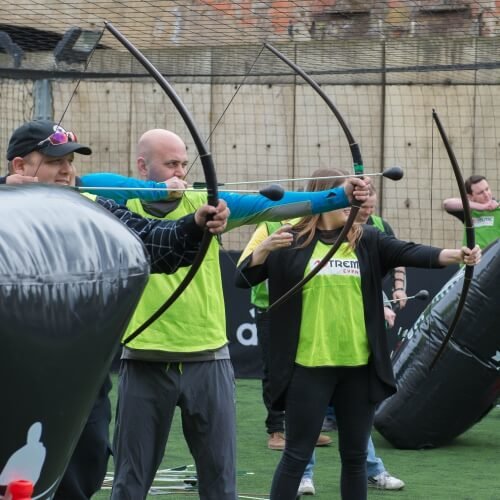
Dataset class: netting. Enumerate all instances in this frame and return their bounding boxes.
[0,0,499,250]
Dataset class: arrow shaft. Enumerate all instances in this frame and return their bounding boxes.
[77,186,268,195]
[195,171,382,188]
[387,295,416,303]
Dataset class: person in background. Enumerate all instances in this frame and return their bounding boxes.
[355,183,407,308]
[322,406,405,492]
[322,183,406,490]
[443,174,500,250]
[324,182,407,430]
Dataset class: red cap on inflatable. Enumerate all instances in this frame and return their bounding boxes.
[5,480,34,499]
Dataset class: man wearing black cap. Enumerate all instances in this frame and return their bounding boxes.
[7,120,92,161]
[2,119,230,500]
[3,120,229,265]
[2,120,90,186]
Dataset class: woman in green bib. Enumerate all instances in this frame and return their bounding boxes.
[236,172,481,500]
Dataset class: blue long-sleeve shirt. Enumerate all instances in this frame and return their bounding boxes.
[80,173,351,231]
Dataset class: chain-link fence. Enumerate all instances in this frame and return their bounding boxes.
[0,2,499,250]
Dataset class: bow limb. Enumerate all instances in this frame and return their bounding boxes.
[429,109,475,369]
[264,43,364,311]
[104,22,219,344]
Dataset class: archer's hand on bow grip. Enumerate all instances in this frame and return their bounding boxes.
[461,244,481,266]
[194,199,230,234]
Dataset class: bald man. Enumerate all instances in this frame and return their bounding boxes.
[96,129,369,500]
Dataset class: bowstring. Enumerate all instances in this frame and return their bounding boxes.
[179,44,268,289]
[429,112,436,349]
[184,44,266,179]
[33,26,105,178]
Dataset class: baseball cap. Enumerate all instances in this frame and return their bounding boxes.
[6,120,92,161]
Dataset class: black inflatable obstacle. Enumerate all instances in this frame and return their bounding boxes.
[375,239,500,449]
[0,185,150,498]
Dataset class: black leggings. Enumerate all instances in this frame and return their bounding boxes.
[270,364,375,500]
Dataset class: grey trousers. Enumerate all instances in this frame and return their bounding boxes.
[110,359,237,500]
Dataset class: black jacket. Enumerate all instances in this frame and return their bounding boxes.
[236,225,442,410]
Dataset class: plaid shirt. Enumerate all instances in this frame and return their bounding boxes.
[96,196,204,274]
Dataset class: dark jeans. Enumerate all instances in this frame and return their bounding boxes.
[256,308,285,434]
[270,364,375,500]
[54,376,112,500]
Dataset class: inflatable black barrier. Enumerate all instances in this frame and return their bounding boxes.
[0,185,150,499]
[375,239,500,449]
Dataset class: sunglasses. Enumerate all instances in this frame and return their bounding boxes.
[37,130,78,148]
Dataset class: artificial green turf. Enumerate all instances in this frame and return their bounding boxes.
[95,376,500,499]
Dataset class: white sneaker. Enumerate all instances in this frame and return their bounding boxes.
[368,471,405,490]
[297,477,316,495]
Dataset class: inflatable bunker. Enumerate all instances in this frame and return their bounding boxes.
[0,185,150,498]
[375,239,500,449]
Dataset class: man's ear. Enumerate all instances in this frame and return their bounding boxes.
[10,157,26,175]
[137,157,148,179]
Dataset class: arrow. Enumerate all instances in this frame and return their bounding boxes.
[193,166,403,189]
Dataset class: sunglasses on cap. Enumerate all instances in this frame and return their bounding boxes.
[36,130,78,149]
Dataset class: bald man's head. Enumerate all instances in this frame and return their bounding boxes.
[136,129,188,182]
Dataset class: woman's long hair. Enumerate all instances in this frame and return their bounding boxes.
[293,168,363,249]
